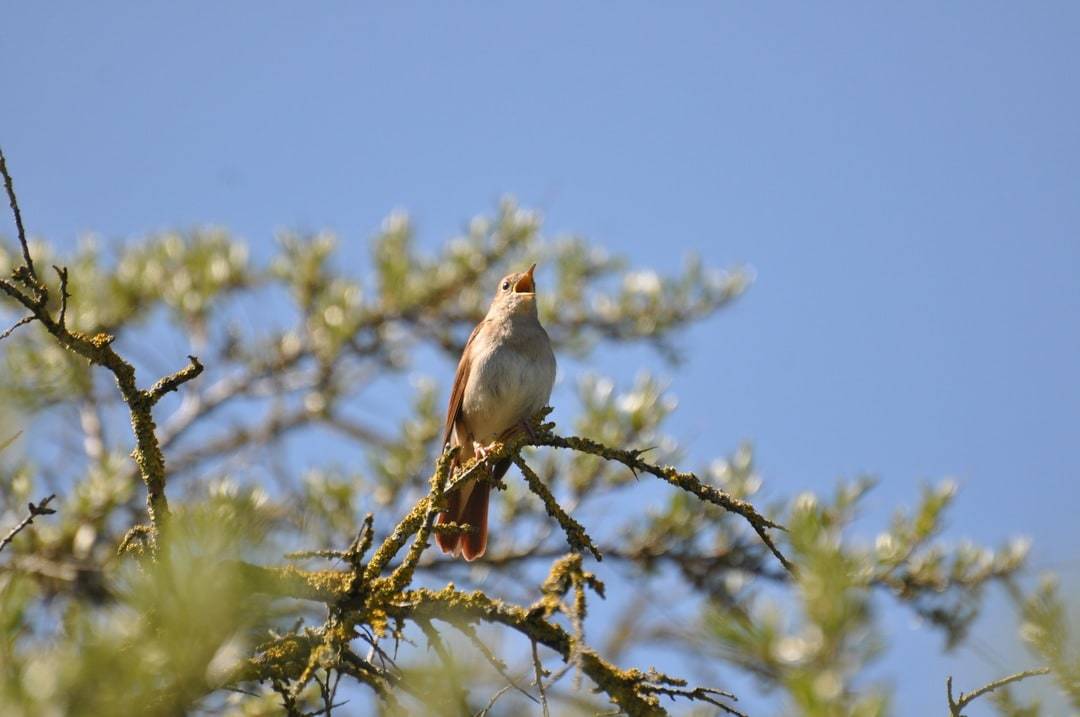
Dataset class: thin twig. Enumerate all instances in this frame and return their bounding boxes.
[475,684,513,717]
[946,668,1051,716]
[641,685,744,717]
[286,548,353,561]
[0,148,34,278]
[0,314,33,341]
[453,621,538,704]
[514,455,601,561]
[0,431,20,453]
[0,494,57,553]
[416,617,470,715]
[52,265,69,327]
[147,355,205,404]
[531,639,550,717]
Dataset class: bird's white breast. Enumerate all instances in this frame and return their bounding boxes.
[461,327,555,443]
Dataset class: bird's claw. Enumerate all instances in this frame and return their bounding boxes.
[473,441,493,461]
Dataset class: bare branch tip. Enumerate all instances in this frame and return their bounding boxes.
[0,314,35,342]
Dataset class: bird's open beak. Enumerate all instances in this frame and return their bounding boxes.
[513,264,536,294]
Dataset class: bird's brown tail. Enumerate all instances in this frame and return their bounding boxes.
[434,457,510,561]
[434,486,464,556]
[458,479,490,561]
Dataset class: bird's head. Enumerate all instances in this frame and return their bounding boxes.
[487,264,539,319]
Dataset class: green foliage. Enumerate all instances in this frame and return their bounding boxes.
[1014,577,1080,707]
[709,481,888,717]
[1,495,277,716]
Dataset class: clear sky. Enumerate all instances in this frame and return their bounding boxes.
[3,3,1079,714]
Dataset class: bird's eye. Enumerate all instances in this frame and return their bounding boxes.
[501,280,510,291]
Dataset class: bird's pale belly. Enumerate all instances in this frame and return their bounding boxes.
[462,346,553,443]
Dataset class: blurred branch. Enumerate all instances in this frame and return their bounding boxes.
[0,493,56,553]
[321,412,392,449]
[78,400,107,464]
[0,430,21,454]
[0,553,108,600]
[452,621,538,705]
[532,639,551,717]
[415,617,470,715]
[166,404,312,477]
[0,313,33,341]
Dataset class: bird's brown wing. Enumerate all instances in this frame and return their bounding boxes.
[436,320,488,557]
[443,320,487,448]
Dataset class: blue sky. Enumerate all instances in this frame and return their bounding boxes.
[3,3,1079,714]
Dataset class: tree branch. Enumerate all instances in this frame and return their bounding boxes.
[51,264,69,327]
[531,427,793,572]
[514,455,602,561]
[146,355,204,405]
[0,146,204,545]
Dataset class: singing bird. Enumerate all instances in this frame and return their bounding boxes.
[434,264,556,560]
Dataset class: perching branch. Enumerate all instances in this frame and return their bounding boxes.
[233,401,782,714]
[240,444,746,717]
[0,494,57,554]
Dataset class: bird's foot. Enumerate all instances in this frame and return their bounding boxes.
[472,441,494,462]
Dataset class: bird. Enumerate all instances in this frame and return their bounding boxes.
[434,264,556,561]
